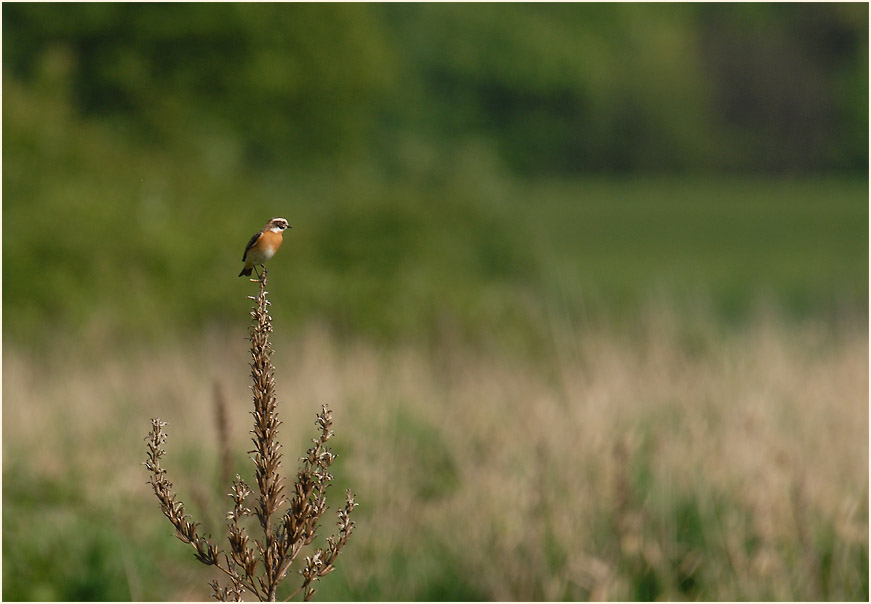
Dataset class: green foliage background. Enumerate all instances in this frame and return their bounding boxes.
[2,3,868,602]
[3,3,869,347]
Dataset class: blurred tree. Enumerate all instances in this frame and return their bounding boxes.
[378,3,714,173]
[3,3,394,169]
[3,3,867,174]
[697,2,869,171]
[374,2,866,174]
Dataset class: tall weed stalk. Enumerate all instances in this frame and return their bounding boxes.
[144,269,357,601]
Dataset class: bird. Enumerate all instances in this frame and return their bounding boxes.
[238,217,292,277]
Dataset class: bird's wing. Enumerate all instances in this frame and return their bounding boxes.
[241,231,262,262]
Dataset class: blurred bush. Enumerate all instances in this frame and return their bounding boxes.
[3,3,393,166]
[3,3,867,173]
[2,3,867,347]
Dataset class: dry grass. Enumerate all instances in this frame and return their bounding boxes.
[3,306,867,600]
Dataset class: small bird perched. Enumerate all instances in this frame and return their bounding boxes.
[238,217,292,277]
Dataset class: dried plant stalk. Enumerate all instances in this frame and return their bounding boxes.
[247,268,288,600]
[144,419,221,567]
[145,268,357,601]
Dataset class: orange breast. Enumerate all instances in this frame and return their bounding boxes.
[248,230,283,264]
[261,230,283,253]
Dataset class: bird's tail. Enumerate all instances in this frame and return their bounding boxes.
[238,266,253,277]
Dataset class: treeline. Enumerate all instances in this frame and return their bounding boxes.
[3,3,867,175]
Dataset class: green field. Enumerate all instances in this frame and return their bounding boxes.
[4,69,868,348]
[3,17,869,599]
[3,166,868,600]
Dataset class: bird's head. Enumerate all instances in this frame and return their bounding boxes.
[267,217,291,232]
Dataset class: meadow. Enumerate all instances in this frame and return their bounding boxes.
[3,168,868,600]
[3,66,868,348]
[2,300,867,601]
[4,5,868,599]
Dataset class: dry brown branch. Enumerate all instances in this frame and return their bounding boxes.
[145,268,356,601]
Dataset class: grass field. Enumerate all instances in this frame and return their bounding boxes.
[3,174,869,600]
[3,20,868,600]
[3,80,869,599]
[3,73,867,346]
[2,305,867,600]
